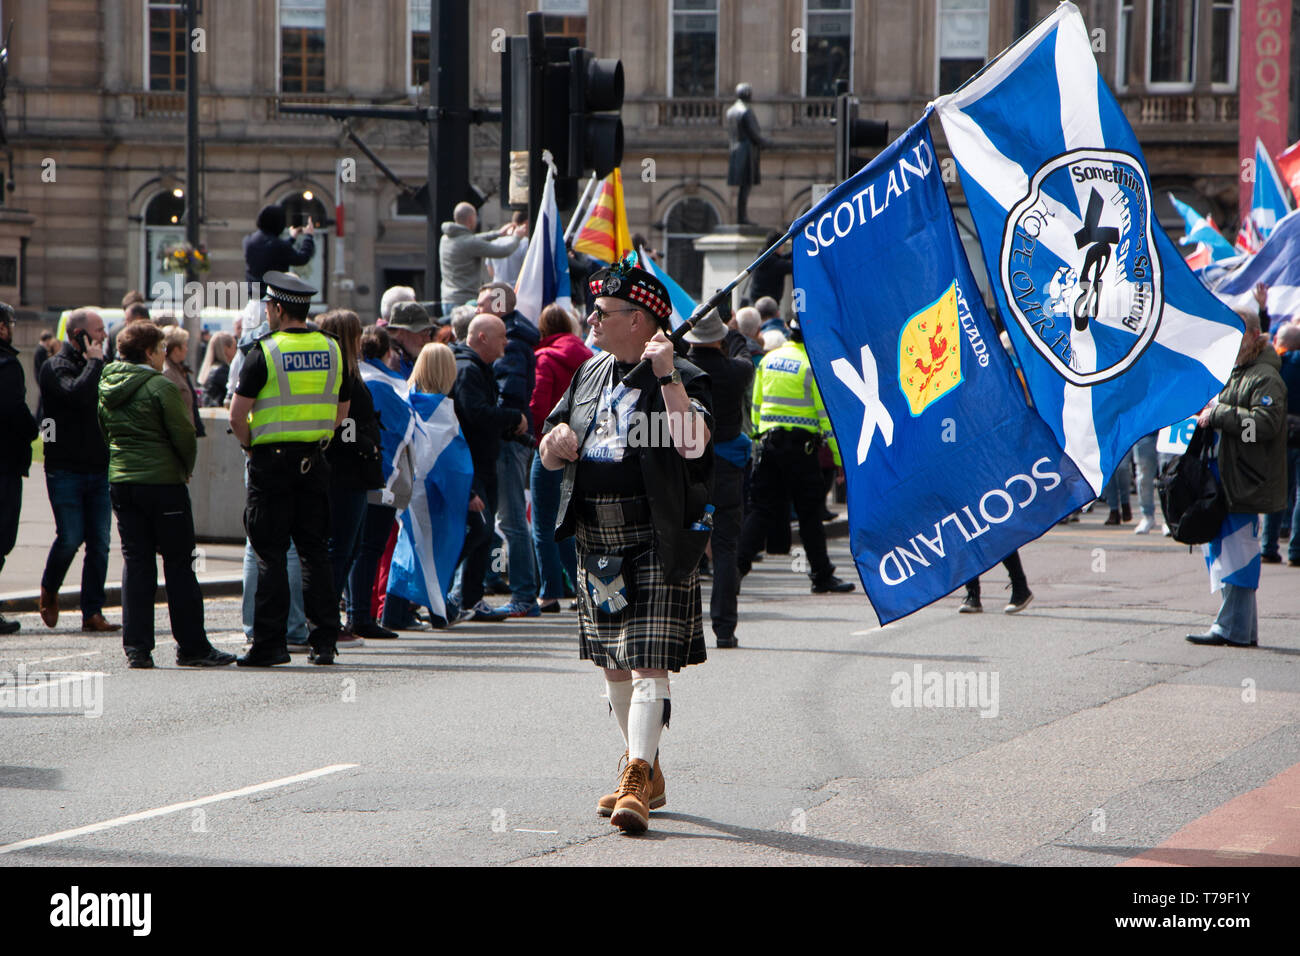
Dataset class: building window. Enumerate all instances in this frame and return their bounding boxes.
[1148,0,1196,88]
[670,0,718,98]
[1116,0,1134,90]
[147,1,186,92]
[663,197,720,301]
[409,0,430,88]
[541,0,587,47]
[280,0,325,94]
[1209,0,1237,89]
[937,0,988,95]
[143,191,186,297]
[805,0,853,97]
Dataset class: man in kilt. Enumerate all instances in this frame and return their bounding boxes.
[539,257,714,835]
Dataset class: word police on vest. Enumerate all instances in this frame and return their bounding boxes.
[803,139,935,256]
[877,457,1063,585]
[50,886,151,936]
[281,351,332,372]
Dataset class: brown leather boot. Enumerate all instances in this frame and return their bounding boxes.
[38,587,58,628]
[82,614,121,633]
[610,758,653,834]
[597,751,665,817]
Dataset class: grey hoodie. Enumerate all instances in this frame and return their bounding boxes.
[438,222,520,305]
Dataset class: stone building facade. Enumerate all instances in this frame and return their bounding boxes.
[2,0,1290,325]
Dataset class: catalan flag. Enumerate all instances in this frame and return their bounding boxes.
[573,168,633,264]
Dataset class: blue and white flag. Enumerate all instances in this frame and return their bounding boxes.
[934,1,1242,494]
[386,391,474,620]
[1249,137,1294,242]
[361,358,417,503]
[792,116,1095,625]
[1168,194,1236,261]
[514,152,572,325]
[1204,513,1261,592]
[1214,209,1300,321]
[641,252,696,330]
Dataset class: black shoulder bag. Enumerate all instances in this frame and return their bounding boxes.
[1156,425,1227,545]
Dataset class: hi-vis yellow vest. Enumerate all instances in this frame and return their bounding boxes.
[752,340,841,466]
[248,330,341,445]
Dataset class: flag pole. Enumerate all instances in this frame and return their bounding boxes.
[619,226,796,387]
[565,172,599,244]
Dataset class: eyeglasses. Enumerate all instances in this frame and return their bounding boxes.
[589,306,640,323]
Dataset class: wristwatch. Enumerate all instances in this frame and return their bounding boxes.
[657,369,683,387]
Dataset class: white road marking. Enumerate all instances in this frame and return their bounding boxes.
[513,828,559,834]
[12,651,101,666]
[0,763,358,856]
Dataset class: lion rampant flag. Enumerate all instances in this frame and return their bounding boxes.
[573,169,633,264]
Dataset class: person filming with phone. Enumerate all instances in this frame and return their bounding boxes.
[36,308,120,633]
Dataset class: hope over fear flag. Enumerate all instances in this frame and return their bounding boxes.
[793,116,1095,625]
[934,1,1241,495]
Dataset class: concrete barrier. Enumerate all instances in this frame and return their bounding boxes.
[192,407,247,542]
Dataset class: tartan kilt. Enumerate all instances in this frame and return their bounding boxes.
[574,494,706,672]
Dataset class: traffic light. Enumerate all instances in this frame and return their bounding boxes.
[567,47,624,178]
[833,91,888,183]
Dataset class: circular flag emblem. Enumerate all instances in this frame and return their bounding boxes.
[999,149,1163,387]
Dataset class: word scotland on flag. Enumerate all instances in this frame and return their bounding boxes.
[793,116,1094,625]
[934,1,1241,493]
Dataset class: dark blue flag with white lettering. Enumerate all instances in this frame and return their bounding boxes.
[792,114,1094,625]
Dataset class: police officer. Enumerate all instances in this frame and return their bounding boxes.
[737,316,854,593]
[229,272,351,666]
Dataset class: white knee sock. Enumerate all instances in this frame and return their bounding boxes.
[627,677,670,766]
[605,678,634,747]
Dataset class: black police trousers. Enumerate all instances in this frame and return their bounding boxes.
[738,429,836,584]
[244,446,340,653]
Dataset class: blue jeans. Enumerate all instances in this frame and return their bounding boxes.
[1103,450,1133,510]
[1260,448,1300,560]
[1132,433,1158,518]
[530,450,576,601]
[495,441,537,603]
[1210,582,1258,645]
[42,468,112,617]
[242,540,307,641]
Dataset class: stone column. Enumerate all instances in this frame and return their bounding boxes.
[693,224,770,313]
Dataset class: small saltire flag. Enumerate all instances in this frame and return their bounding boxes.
[1168,194,1236,261]
[1248,137,1295,242]
[1204,513,1261,593]
[640,251,696,330]
[933,1,1241,494]
[1277,140,1300,207]
[360,358,417,505]
[792,115,1095,625]
[514,152,572,325]
[386,391,474,621]
[1214,209,1300,320]
[573,168,633,264]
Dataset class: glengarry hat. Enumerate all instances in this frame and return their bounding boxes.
[588,254,672,330]
[260,270,317,306]
[388,300,433,333]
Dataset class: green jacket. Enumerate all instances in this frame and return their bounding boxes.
[97,362,197,485]
[1207,346,1288,513]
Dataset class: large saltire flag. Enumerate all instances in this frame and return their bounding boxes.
[640,251,696,330]
[360,358,417,505]
[573,168,633,264]
[386,391,474,621]
[793,115,1095,625]
[514,152,572,325]
[933,1,1242,494]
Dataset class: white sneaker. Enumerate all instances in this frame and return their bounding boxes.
[1161,523,1171,537]
[1134,516,1153,534]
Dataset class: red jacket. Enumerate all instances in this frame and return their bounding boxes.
[531,332,593,436]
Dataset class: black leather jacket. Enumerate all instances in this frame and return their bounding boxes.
[546,351,715,584]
